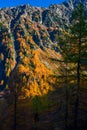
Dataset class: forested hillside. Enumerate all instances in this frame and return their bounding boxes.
[0,0,87,130]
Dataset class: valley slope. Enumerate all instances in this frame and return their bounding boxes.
[0,0,87,97]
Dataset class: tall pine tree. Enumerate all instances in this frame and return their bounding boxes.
[56,2,87,129]
[70,3,87,129]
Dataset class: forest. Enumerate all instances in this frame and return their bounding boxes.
[0,2,87,130]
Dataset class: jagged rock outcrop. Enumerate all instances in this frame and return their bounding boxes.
[0,0,86,96]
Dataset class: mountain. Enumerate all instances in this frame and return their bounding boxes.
[0,0,87,97]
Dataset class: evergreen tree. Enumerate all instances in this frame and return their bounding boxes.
[57,3,87,129]
[70,3,87,129]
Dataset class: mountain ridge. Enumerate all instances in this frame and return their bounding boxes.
[0,0,87,97]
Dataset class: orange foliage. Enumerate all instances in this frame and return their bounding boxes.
[18,64,29,73]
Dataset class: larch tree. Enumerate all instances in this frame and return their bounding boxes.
[70,3,87,129]
[55,2,87,129]
[61,2,87,129]
[57,30,73,129]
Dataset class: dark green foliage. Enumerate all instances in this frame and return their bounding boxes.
[57,3,87,129]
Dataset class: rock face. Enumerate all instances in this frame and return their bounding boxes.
[0,0,87,96]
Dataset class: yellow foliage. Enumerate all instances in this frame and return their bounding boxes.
[9,46,56,98]
[22,57,29,64]
[0,80,4,85]
[0,53,4,60]
[18,64,29,73]
[27,35,35,44]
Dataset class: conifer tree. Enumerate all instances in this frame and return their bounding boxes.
[70,3,87,128]
[57,3,87,129]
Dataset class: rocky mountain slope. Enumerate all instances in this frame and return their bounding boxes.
[0,0,87,97]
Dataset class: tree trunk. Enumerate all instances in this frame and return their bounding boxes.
[14,91,17,130]
[65,86,69,130]
[74,61,80,129]
[65,63,69,130]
